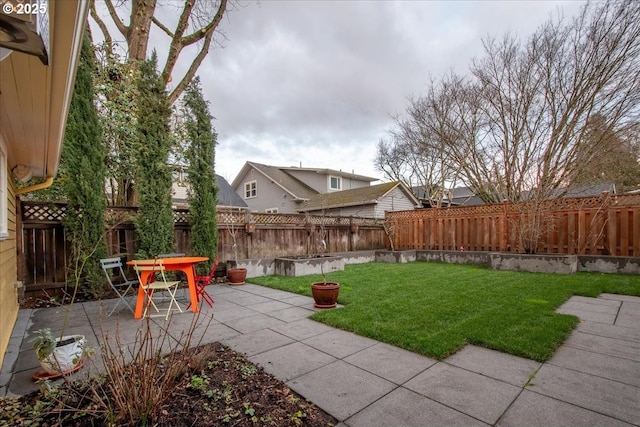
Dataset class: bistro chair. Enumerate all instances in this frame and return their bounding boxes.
[133,260,183,319]
[187,256,218,310]
[100,257,138,316]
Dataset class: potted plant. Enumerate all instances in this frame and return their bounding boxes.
[309,217,340,308]
[226,207,247,285]
[30,328,86,377]
[29,225,99,378]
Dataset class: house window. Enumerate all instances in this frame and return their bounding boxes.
[0,143,8,240]
[244,180,257,198]
[330,176,341,190]
[265,208,278,214]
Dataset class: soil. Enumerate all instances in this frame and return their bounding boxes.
[0,342,337,426]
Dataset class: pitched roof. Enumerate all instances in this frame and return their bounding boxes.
[216,175,248,208]
[279,166,378,182]
[298,181,405,212]
[247,162,318,200]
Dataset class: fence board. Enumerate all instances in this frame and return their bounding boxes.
[18,201,386,288]
[388,194,640,257]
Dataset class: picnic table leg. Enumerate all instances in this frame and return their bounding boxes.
[134,271,151,319]
[184,266,199,313]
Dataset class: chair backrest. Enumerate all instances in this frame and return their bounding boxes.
[101,257,131,285]
[132,260,169,285]
[207,255,220,279]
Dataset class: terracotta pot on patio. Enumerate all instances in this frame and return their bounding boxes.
[311,281,340,308]
[227,267,247,285]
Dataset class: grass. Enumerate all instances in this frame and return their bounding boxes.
[250,262,640,362]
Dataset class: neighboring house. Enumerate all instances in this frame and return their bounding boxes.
[172,172,248,210]
[548,182,616,199]
[231,161,379,214]
[299,181,420,219]
[0,2,89,368]
[413,186,485,208]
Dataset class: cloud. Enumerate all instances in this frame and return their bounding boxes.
[92,0,587,183]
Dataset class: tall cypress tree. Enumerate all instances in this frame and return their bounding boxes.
[135,52,174,258]
[183,77,218,274]
[60,34,107,296]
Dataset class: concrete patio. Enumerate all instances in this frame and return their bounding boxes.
[2,283,639,426]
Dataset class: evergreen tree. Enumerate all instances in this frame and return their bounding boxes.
[59,34,108,296]
[134,52,175,258]
[183,77,218,274]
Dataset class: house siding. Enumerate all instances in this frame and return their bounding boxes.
[377,187,417,213]
[0,169,17,369]
[285,170,370,193]
[236,169,300,213]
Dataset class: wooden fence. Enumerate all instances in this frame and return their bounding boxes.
[18,202,387,289]
[21,192,640,291]
[386,193,640,256]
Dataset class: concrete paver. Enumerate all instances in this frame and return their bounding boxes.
[1,284,639,427]
[287,360,396,421]
[445,345,542,387]
[530,364,640,425]
[405,363,522,425]
[302,329,379,359]
[497,390,635,427]
[346,387,489,427]
[249,341,337,381]
[343,342,436,385]
[549,345,640,387]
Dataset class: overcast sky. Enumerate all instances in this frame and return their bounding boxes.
[93,0,587,183]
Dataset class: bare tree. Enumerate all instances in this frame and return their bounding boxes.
[90,0,231,104]
[375,75,467,208]
[390,0,640,251]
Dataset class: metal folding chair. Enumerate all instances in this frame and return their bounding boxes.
[100,257,138,316]
[187,255,218,310]
[133,260,183,319]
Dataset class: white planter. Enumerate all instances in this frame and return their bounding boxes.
[39,335,86,375]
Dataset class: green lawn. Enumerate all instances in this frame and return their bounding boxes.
[250,262,640,362]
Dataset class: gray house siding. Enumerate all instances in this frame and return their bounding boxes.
[285,170,371,193]
[236,169,300,213]
[377,187,418,213]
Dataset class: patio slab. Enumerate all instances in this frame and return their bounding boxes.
[248,342,336,381]
[222,312,287,334]
[445,345,542,387]
[498,389,634,427]
[269,318,337,341]
[404,362,522,425]
[562,330,640,362]
[344,342,436,385]
[222,328,294,357]
[530,363,640,425]
[287,360,396,421]
[302,329,378,359]
[346,387,488,427]
[549,345,640,386]
[576,321,640,342]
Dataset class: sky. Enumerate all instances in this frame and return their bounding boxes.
[91,0,587,184]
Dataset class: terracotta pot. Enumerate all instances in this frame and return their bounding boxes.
[311,281,340,308]
[227,267,247,285]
